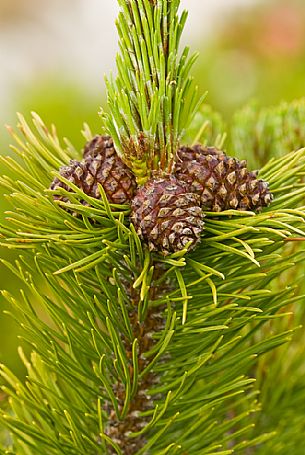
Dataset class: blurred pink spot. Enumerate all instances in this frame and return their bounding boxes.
[259,4,305,57]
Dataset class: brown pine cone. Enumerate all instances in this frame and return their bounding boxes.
[50,159,89,207]
[175,145,273,212]
[131,175,204,255]
[51,135,137,206]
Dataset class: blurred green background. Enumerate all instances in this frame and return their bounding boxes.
[194,0,305,117]
[1,0,305,378]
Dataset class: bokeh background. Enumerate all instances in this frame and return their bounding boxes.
[1,0,305,377]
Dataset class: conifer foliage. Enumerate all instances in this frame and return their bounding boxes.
[102,0,204,184]
[1,1,305,454]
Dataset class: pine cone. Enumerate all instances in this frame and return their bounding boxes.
[131,175,204,255]
[175,145,273,212]
[50,160,89,207]
[51,135,137,206]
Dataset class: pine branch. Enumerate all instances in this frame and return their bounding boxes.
[243,241,305,455]
[1,113,305,453]
[1,1,305,453]
[102,0,203,183]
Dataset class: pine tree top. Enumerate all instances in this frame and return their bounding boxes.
[1,1,305,454]
[102,0,204,184]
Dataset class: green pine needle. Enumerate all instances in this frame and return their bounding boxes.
[1,110,305,453]
[102,0,203,183]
